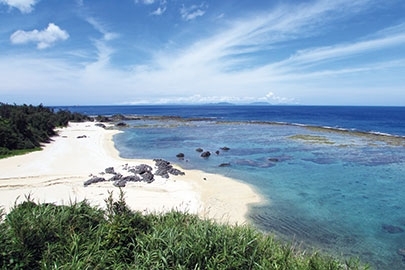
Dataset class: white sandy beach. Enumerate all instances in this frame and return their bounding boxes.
[0,122,263,225]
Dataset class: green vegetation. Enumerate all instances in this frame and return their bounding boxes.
[0,103,90,158]
[0,191,367,269]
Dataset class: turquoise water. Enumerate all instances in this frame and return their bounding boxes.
[114,119,405,269]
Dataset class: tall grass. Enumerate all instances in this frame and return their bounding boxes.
[0,191,368,269]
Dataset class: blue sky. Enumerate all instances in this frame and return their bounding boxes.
[1,0,405,105]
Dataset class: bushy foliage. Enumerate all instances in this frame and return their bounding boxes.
[0,103,91,155]
[0,192,367,269]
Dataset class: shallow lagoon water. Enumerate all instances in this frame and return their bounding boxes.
[114,119,405,269]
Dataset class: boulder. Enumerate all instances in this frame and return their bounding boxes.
[84,176,106,187]
[154,159,171,167]
[141,171,154,183]
[122,175,142,182]
[168,167,185,176]
[116,122,127,127]
[129,164,152,175]
[95,123,106,128]
[105,167,115,174]
[201,151,211,158]
[176,153,185,159]
[220,146,230,151]
[108,173,122,181]
[113,179,127,187]
[196,148,204,152]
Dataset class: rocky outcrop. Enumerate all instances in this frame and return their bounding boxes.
[84,160,184,187]
[200,151,211,158]
[84,176,106,187]
[154,159,185,178]
[105,167,115,174]
[176,153,185,159]
[95,123,106,128]
[128,164,153,175]
[219,163,231,167]
[116,122,127,127]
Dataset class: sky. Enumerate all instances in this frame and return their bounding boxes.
[1,0,405,106]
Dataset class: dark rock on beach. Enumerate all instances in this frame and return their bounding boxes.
[85,160,185,187]
[154,158,185,178]
[141,171,154,183]
[123,175,142,182]
[84,176,106,187]
[95,123,106,128]
[109,173,122,181]
[105,167,116,174]
[129,164,152,175]
[168,167,185,176]
[113,179,127,187]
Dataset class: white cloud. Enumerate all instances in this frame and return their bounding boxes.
[86,17,119,41]
[151,0,166,16]
[126,92,295,105]
[258,24,405,77]
[151,6,165,15]
[180,3,208,21]
[135,0,155,5]
[2,0,404,106]
[10,23,69,49]
[0,0,38,13]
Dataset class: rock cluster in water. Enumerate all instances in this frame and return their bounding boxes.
[83,159,185,188]
[176,146,284,168]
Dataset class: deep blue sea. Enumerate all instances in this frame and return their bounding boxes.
[57,105,405,269]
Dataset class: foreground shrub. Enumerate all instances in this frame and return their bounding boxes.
[0,192,367,269]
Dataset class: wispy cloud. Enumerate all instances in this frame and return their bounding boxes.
[10,23,69,49]
[2,0,404,105]
[86,17,119,41]
[152,0,376,74]
[135,0,155,5]
[122,0,404,104]
[151,0,167,16]
[0,0,39,13]
[84,17,119,69]
[280,32,405,69]
[180,2,208,21]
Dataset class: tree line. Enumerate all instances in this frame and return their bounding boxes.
[0,103,90,156]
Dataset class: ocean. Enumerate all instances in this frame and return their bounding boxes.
[57,105,405,269]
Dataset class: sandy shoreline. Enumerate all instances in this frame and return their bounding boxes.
[0,122,264,225]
